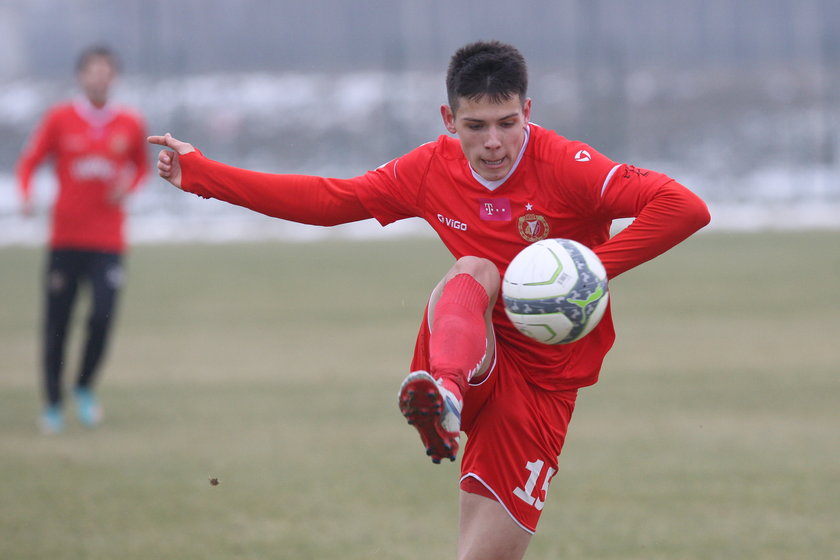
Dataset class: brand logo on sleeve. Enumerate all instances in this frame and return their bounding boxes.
[479,198,512,221]
[574,149,591,162]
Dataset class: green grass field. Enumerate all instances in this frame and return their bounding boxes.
[1,232,837,559]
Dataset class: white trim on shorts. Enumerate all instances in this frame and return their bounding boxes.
[459,473,536,535]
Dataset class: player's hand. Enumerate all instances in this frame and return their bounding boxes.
[21,198,34,218]
[108,167,134,206]
[108,183,131,206]
[108,187,127,206]
[147,133,195,189]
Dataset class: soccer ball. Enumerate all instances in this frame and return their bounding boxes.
[502,238,609,344]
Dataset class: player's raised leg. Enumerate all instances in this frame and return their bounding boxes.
[398,256,499,463]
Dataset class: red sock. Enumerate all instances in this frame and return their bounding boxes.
[429,273,490,400]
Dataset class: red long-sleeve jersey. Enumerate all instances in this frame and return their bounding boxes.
[180,124,710,389]
[16,99,148,253]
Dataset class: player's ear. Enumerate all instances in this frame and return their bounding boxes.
[522,97,532,123]
[440,104,457,134]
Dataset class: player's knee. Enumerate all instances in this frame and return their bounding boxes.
[87,309,113,330]
[450,256,500,295]
[47,270,68,294]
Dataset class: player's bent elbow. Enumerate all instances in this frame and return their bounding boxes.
[673,185,712,233]
[690,200,712,231]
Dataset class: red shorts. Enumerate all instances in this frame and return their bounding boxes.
[410,313,578,534]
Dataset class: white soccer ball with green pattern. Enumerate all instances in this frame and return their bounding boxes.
[503,238,609,344]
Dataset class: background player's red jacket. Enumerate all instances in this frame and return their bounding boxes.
[178,124,710,390]
[17,99,148,253]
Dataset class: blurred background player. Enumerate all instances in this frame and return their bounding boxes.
[149,41,709,559]
[16,45,148,434]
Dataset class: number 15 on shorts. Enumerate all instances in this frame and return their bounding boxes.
[513,459,556,511]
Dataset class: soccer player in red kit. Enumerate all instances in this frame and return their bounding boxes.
[17,46,148,434]
[149,41,709,559]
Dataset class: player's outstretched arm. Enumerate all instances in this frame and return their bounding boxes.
[147,133,196,189]
[146,132,378,227]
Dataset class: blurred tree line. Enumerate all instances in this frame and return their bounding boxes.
[0,0,837,206]
[2,0,837,77]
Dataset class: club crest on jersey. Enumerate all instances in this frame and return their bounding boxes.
[110,134,130,155]
[517,213,550,242]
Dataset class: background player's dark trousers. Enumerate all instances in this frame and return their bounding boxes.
[43,249,123,406]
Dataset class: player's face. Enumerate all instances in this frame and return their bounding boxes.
[78,56,117,108]
[441,95,531,182]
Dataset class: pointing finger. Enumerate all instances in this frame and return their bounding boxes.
[147,133,196,155]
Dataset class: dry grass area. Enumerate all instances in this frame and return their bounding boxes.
[0,232,837,559]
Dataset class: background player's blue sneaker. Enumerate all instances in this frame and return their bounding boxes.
[398,371,462,464]
[39,405,64,435]
[74,387,103,427]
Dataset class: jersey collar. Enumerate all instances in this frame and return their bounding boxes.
[73,97,118,129]
[468,124,530,191]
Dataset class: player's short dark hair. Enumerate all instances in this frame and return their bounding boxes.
[446,41,528,113]
[76,45,120,74]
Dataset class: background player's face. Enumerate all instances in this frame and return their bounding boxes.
[78,56,117,108]
[441,95,531,181]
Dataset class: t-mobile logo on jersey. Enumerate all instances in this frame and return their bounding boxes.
[479,198,512,221]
